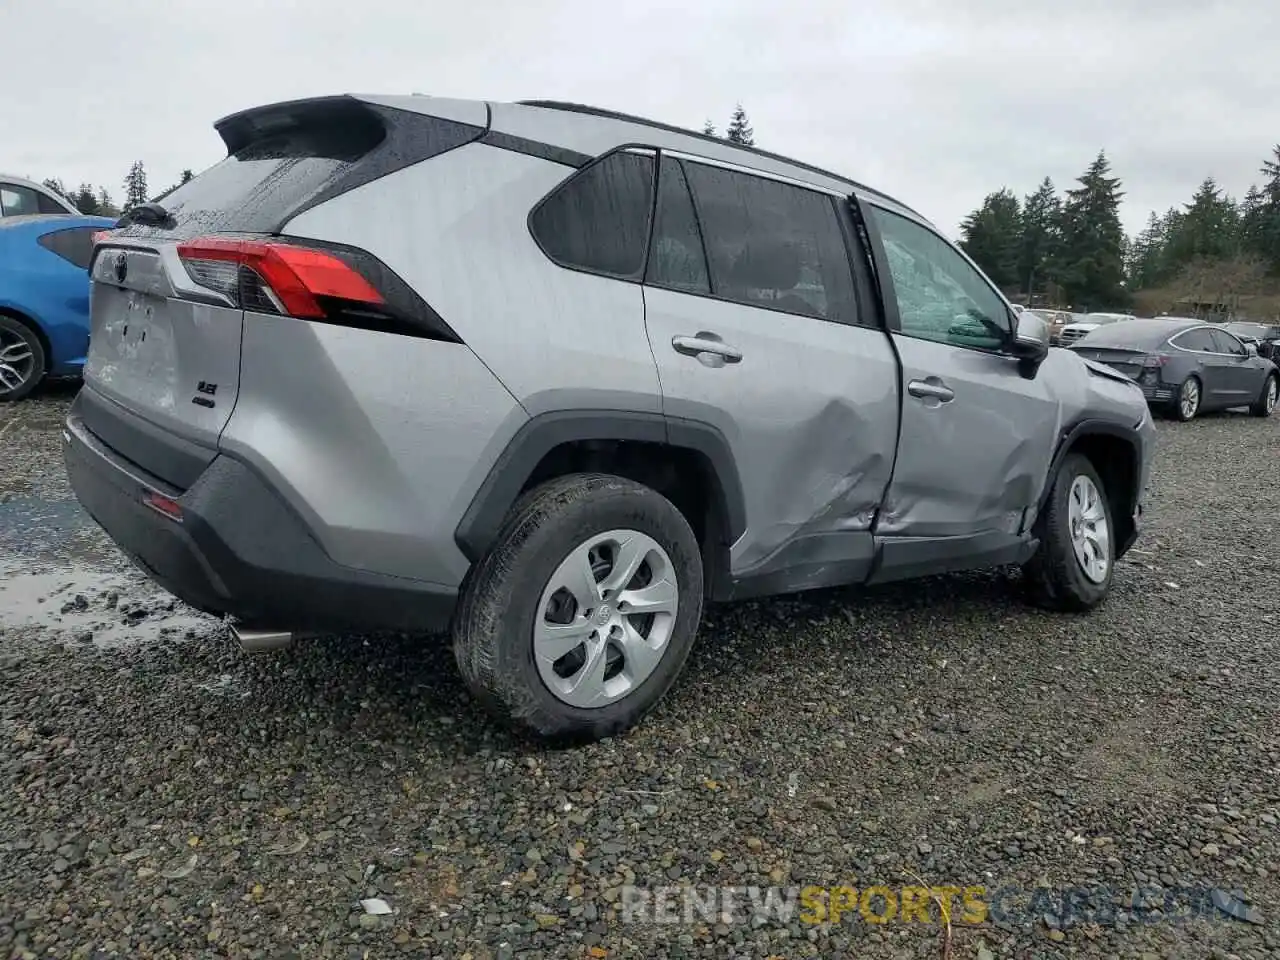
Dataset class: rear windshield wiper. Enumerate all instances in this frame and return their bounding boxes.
[116,202,175,229]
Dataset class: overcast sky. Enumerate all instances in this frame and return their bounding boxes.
[3,0,1274,237]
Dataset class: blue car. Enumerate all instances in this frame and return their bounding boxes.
[0,213,117,401]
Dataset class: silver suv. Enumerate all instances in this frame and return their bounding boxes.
[65,95,1155,741]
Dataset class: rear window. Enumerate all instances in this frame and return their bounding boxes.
[137,126,382,239]
[37,226,97,269]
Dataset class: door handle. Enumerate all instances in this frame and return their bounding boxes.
[671,333,743,364]
[907,378,955,402]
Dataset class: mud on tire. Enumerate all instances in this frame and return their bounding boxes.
[451,473,704,742]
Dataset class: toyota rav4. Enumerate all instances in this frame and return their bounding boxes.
[65,94,1155,741]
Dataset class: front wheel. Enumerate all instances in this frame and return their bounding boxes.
[452,473,704,742]
[0,315,46,403]
[1023,452,1114,611]
[1249,373,1278,418]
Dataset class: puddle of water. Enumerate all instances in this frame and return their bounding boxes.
[0,493,116,567]
[0,566,219,648]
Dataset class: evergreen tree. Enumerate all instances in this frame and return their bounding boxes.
[1164,177,1238,263]
[123,161,148,211]
[1055,151,1128,308]
[1238,185,1267,258]
[73,183,100,215]
[701,120,716,137]
[180,169,194,184]
[725,104,754,146]
[1018,177,1060,299]
[41,178,69,200]
[959,188,1022,290]
[1257,146,1280,270]
[97,187,120,218]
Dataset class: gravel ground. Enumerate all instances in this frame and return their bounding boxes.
[1,387,1278,960]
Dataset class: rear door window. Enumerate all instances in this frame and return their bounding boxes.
[530,150,656,280]
[1208,329,1246,355]
[681,161,857,323]
[1174,329,1216,352]
[645,157,710,294]
[36,191,68,214]
[37,227,97,269]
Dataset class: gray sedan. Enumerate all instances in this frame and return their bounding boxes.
[1069,318,1279,421]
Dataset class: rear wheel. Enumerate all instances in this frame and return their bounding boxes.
[1249,373,1278,418]
[1172,375,1201,421]
[452,473,704,742]
[1024,453,1114,611]
[0,315,46,403]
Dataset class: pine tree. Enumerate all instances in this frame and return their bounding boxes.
[73,184,100,215]
[1239,185,1267,258]
[180,169,194,184]
[1055,151,1128,308]
[959,189,1022,290]
[1018,177,1060,300]
[701,120,716,137]
[123,161,148,211]
[97,187,120,218]
[42,178,69,200]
[725,104,754,146]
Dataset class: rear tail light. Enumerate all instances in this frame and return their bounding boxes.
[176,237,384,320]
[1140,355,1169,382]
[92,230,114,245]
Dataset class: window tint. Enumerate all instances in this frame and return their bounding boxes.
[1174,329,1216,352]
[645,158,710,294]
[0,185,40,217]
[681,162,857,322]
[871,207,1010,350]
[36,191,67,214]
[37,227,97,269]
[1208,329,1245,355]
[530,151,655,279]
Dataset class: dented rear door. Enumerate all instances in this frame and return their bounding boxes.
[641,155,899,585]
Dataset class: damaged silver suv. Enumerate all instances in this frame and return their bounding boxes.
[65,94,1155,741]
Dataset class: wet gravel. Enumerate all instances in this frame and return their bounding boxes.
[2,388,1278,960]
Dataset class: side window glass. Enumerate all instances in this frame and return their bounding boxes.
[682,162,857,323]
[530,151,655,280]
[1,185,40,217]
[37,228,96,269]
[36,191,67,214]
[1176,330,1215,352]
[1208,329,1244,355]
[645,158,710,294]
[871,207,1010,350]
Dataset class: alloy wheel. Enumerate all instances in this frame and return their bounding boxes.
[1068,475,1110,584]
[534,529,679,709]
[1179,379,1200,420]
[0,329,36,396]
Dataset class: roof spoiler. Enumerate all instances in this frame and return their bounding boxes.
[214,95,386,155]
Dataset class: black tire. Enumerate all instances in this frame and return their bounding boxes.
[1171,375,1201,422]
[1023,452,1114,612]
[452,473,704,743]
[1249,373,1278,418]
[0,314,47,403]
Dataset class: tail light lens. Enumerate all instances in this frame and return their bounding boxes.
[176,237,384,319]
[1139,355,1169,382]
[92,230,114,246]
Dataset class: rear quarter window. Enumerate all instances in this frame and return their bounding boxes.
[529,151,656,280]
[37,227,97,269]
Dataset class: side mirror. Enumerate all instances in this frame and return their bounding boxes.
[1010,310,1050,378]
[1245,342,1259,357]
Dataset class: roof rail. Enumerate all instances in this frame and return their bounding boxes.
[515,99,915,214]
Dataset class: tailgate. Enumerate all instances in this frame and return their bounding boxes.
[85,243,243,450]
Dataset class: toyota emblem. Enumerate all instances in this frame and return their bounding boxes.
[113,252,128,284]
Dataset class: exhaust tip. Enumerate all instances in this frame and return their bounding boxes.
[231,624,295,653]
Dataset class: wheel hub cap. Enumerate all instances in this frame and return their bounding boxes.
[533,529,679,709]
[1068,475,1111,584]
[0,331,36,395]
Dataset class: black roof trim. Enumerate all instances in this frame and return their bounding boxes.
[516,99,915,214]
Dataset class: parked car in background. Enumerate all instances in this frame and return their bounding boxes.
[1058,311,1138,345]
[1025,308,1073,345]
[1222,321,1280,361]
[1,175,78,218]
[0,214,118,401]
[1069,318,1278,421]
[65,93,1153,741]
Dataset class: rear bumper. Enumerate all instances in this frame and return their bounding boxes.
[63,396,458,634]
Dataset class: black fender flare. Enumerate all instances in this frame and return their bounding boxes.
[453,410,747,562]
[1037,417,1144,546]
